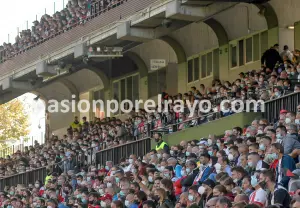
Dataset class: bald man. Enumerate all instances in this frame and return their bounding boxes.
[206,197,218,208]
[234,194,249,204]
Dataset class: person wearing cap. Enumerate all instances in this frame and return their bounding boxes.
[153,133,169,153]
[198,179,215,208]
[261,44,282,70]
[99,194,113,207]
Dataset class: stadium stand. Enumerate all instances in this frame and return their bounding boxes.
[0,0,125,62]
[0,0,300,207]
[0,43,299,207]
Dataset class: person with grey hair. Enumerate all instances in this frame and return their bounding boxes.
[246,126,257,137]
[215,196,232,208]
[181,159,199,187]
[282,124,300,154]
[205,197,218,208]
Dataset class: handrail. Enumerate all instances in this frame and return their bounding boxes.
[0,137,152,189]
[150,92,300,135]
[263,92,300,123]
[95,137,151,166]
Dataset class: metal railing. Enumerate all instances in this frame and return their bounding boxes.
[150,92,300,136]
[90,0,127,17]
[0,137,151,189]
[95,137,151,166]
[0,93,298,188]
[264,92,300,124]
[0,167,47,189]
[0,146,94,189]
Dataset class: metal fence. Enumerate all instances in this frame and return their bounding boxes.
[0,166,47,189]
[0,93,298,188]
[264,92,300,124]
[0,137,151,189]
[90,0,127,17]
[95,137,151,166]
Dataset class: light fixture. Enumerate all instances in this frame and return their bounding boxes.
[287,26,295,30]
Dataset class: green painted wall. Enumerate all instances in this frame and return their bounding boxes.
[295,21,300,50]
[268,27,279,47]
[156,112,262,147]
[219,44,229,82]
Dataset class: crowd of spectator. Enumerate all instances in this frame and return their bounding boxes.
[0,106,300,207]
[0,43,299,208]
[1,44,300,176]
[0,0,122,60]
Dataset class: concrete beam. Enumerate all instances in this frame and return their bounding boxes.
[36,61,57,77]
[74,42,87,59]
[117,21,156,42]
[117,21,183,42]
[2,77,33,91]
[166,0,206,22]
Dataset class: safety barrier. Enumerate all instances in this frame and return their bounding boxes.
[0,137,151,189]
[0,93,298,188]
[0,166,47,189]
[264,92,300,124]
[95,137,151,166]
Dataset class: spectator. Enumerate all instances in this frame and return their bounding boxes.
[260,169,291,207]
[270,143,296,188]
[261,44,282,70]
[154,133,169,153]
[280,45,294,62]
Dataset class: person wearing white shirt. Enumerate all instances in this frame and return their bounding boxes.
[124,154,137,173]
[249,175,267,207]
[280,45,294,62]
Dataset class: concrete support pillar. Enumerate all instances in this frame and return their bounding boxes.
[166,63,178,95]
[177,62,187,94]
[268,27,279,48]
[79,91,93,122]
[103,89,111,118]
[295,21,300,50]
[139,76,148,101]
[219,44,229,82]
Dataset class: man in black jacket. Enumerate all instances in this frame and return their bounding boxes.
[181,160,199,188]
[261,44,282,70]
